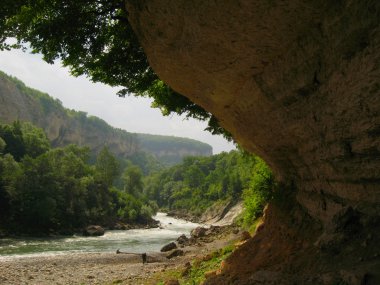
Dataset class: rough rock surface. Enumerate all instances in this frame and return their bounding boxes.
[201,200,243,226]
[83,225,105,237]
[166,249,184,259]
[176,234,189,245]
[190,227,207,238]
[126,0,380,283]
[160,242,177,252]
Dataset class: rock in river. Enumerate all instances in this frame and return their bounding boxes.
[161,242,177,252]
[83,225,105,236]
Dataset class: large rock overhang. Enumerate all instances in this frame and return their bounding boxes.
[126,0,380,282]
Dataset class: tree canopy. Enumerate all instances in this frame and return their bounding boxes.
[0,0,231,140]
[143,150,275,223]
[0,121,157,235]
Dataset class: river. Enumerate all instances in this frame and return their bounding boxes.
[0,212,200,260]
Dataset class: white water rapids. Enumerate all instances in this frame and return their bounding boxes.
[0,213,201,260]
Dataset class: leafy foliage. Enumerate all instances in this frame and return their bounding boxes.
[241,158,275,226]
[0,137,5,153]
[144,150,275,221]
[0,1,231,140]
[0,120,274,235]
[123,165,144,197]
[0,121,156,235]
[95,147,121,187]
[153,245,234,285]
[21,122,51,158]
[0,121,25,161]
[183,245,234,285]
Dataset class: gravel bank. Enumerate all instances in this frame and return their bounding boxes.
[0,225,240,285]
[0,252,171,285]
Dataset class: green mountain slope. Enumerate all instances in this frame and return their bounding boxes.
[0,71,212,165]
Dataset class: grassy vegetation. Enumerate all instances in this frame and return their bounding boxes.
[151,245,234,285]
[183,245,234,285]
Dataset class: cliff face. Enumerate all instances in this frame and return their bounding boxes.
[126,1,380,283]
[0,72,212,164]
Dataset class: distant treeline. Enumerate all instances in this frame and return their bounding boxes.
[0,121,158,235]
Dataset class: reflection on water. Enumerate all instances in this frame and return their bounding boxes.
[0,212,200,260]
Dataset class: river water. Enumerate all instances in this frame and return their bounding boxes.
[0,213,200,260]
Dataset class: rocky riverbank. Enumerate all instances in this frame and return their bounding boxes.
[166,200,243,226]
[0,224,243,285]
[0,218,160,239]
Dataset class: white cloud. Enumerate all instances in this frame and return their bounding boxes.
[0,49,235,154]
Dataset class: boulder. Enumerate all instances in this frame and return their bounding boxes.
[166,249,184,259]
[191,227,207,238]
[205,225,221,236]
[188,237,197,245]
[161,242,177,252]
[176,234,189,244]
[83,225,105,236]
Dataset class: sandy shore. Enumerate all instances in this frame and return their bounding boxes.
[0,226,239,285]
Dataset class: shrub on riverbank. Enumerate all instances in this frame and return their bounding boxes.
[153,244,234,285]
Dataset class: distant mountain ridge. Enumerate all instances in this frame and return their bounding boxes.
[0,71,212,164]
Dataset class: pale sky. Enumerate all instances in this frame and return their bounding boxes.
[0,49,235,154]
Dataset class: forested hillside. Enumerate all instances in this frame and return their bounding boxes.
[137,133,212,165]
[144,150,275,226]
[0,71,212,166]
[0,121,158,235]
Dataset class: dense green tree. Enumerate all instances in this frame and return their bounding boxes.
[0,121,158,235]
[21,122,50,158]
[0,121,25,161]
[0,121,50,160]
[45,145,92,228]
[95,147,120,187]
[0,0,231,140]
[15,155,58,231]
[0,137,5,154]
[0,154,20,228]
[123,165,144,197]
[184,165,205,188]
[242,158,275,225]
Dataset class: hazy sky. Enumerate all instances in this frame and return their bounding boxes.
[0,49,235,154]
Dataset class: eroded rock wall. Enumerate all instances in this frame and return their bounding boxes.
[126,0,380,283]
